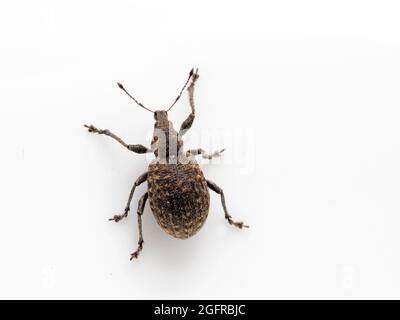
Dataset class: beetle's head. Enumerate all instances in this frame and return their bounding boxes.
[153,110,169,128]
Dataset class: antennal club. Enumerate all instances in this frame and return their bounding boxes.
[117,82,154,113]
[166,68,195,112]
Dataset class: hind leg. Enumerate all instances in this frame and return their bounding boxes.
[109,172,147,222]
[130,192,148,260]
[207,180,249,229]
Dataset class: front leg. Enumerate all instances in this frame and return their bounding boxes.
[84,124,151,153]
[186,148,225,160]
[179,69,199,136]
[207,180,249,229]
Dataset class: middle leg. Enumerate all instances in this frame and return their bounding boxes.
[207,179,249,229]
[186,148,225,160]
[109,172,148,222]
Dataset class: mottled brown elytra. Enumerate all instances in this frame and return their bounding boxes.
[84,69,248,260]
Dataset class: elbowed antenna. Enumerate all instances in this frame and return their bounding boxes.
[117,82,154,113]
[166,68,196,112]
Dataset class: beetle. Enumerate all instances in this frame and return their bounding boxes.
[84,68,248,260]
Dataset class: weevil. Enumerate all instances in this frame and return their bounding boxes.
[84,68,248,260]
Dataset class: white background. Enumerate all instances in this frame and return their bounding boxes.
[0,1,399,299]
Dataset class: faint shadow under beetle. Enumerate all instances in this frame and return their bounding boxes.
[84,68,248,260]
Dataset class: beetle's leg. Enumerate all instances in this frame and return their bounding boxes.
[84,125,152,154]
[130,192,148,260]
[207,180,249,229]
[186,148,225,160]
[109,172,148,222]
[179,69,199,136]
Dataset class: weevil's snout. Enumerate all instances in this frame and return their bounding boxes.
[154,110,169,122]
